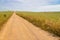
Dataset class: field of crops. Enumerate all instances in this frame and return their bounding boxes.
[16,12,60,37]
[0,11,13,30]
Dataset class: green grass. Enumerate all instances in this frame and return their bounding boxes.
[16,12,60,37]
[0,11,13,30]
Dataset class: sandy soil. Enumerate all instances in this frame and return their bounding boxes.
[0,12,59,40]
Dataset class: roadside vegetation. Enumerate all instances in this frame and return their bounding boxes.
[0,11,13,30]
[16,12,60,37]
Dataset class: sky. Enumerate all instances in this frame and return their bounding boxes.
[0,0,60,12]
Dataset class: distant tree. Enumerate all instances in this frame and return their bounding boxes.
[4,14,6,17]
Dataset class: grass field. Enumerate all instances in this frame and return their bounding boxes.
[0,11,13,30]
[16,12,60,37]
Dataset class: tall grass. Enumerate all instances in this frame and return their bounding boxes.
[0,11,13,30]
[16,12,60,37]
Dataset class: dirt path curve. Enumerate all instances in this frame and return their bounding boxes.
[0,12,59,40]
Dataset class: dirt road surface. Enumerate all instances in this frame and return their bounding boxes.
[0,13,59,40]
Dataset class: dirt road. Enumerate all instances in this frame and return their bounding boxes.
[0,13,59,40]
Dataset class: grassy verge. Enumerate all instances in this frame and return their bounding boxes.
[16,12,60,37]
[0,11,13,30]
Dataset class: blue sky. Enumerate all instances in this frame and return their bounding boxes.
[0,0,60,12]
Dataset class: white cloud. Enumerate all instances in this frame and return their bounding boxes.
[13,0,24,2]
[18,5,60,12]
[38,5,60,12]
[16,0,49,6]
[14,0,59,5]
[2,4,60,12]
